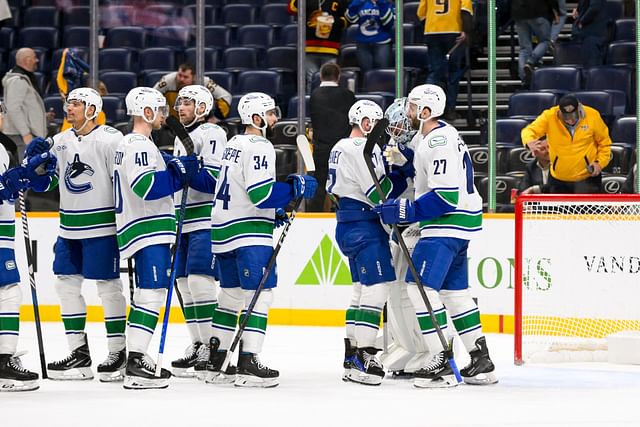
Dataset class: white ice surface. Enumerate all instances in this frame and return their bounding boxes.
[3,322,640,427]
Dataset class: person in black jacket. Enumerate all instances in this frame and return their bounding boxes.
[519,137,551,194]
[572,0,609,67]
[308,63,356,212]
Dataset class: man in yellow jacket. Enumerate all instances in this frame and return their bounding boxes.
[521,94,611,193]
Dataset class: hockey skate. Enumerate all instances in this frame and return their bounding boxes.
[414,350,459,389]
[97,348,126,382]
[123,352,171,390]
[460,337,498,385]
[234,342,278,388]
[347,347,385,386]
[47,333,93,380]
[170,341,201,378]
[193,342,210,381]
[0,354,39,392]
[204,337,236,385]
[342,338,356,382]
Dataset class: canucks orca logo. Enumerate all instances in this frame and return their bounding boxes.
[64,153,95,194]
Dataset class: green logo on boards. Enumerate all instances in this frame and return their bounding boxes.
[295,234,352,286]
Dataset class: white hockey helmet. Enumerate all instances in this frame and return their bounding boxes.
[175,84,214,117]
[407,84,446,119]
[65,87,102,120]
[238,92,280,130]
[125,87,168,123]
[384,97,413,144]
[348,99,383,135]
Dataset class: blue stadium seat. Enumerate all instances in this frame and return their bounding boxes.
[0,27,15,50]
[481,118,529,147]
[143,70,172,88]
[63,6,90,27]
[280,23,297,46]
[404,2,422,25]
[236,70,282,99]
[227,94,243,119]
[7,6,20,27]
[403,45,429,69]
[52,48,88,71]
[574,90,614,122]
[205,71,234,93]
[44,95,64,124]
[553,42,583,66]
[148,26,191,49]
[275,145,298,180]
[265,46,296,72]
[237,25,275,49]
[185,48,219,72]
[606,41,635,65]
[477,175,520,206]
[259,3,293,27]
[221,4,256,27]
[342,25,359,45]
[32,71,46,93]
[468,146,489,174]
[584,65,632,116]
[363,69,403,94]
[603,145,633,175]
[106,27,146,49]
[102,95,126,123]
[184,5,218,26]
[99,5,134,29]
[355,93,386,109]
[338,44,359,69]
[287,95,310,119]
[99,71,137,95]
[507,91,557,119]
[99,48,135,72]
[403,23,417,45]
[614,18,635,41]
[19,27,59,49]
[223,47,258,72]
[63,26,90,48]
[23,6,60,27]
[140,48,175,73]
[205,26,231,47]
[603,0,624,22]
[601,175,627,194]
[530,67,581,92]
[610,116,636,147]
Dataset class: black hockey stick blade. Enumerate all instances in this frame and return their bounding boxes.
[363,118,389,158]
[165,116,195,156]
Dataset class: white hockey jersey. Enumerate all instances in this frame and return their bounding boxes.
[113,133,176,259]
[326,137,390,206]
[0,145,15,250]
[49,125,123,239]
[412,121,483,239]
[173,122,226,234]
[211,134,276,253]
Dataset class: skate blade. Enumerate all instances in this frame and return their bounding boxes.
[414,374,459,389]
[463,372,498,385]
[346,369,383,386]
[0,379,40,392]
[171,367,197,378]
[123,375,169,390]
[98,368,125,383]
[47,367,94,381]
[204,371,235,385]
[234,374,278,388]
[341,368,350,382]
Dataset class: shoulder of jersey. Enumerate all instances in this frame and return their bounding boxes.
[246,135,271,145]
[198,122,225,134]
[100,125,124,137]
[124,133,149,145]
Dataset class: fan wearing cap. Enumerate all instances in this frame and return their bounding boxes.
[521,94,612,194]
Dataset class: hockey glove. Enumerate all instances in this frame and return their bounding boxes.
[373,198,416,224]
[0,167,28,201]
[25,137,51,158]
[287,174,317,199]
[166,155,202,188]
[274,208,289,228]
[383,142,414,167]
[24,151,57,181]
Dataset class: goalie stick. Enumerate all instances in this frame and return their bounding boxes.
[220,134,316,372]
[362,118,462,383]
[155,115,194,376]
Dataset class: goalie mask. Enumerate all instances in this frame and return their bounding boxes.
[384,97,414,145]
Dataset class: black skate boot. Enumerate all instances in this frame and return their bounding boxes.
[47,333,93,380]
[414,350,459,388]
[0,354,39,392]
[170,341,201,378]
[123,352,172,390]
[97,348,126,383]
[193,341,210,381]
[347,347,385,386]
[235,341,279,388]
[204,337,236,385]
[460,337,498,385]
[342,338,356,382]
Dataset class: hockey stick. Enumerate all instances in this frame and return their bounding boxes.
[220,135,316,372]
[363,118,462,383]
[155,115,194,376]
[127,259,135,303]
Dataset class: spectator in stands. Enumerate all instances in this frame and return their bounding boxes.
[345,0,395,74]
[0,1,10,26]
[288,0,349,93]
[521,94,612,194]
[622,163,637,194]
[518,137,551,194]
[550,0,567,48]
[417,0,474,121]
[1,48,47,163]
[153,63,232,122]
[572,0,608,67]
[309,63,356,212]
[511,0,559,86]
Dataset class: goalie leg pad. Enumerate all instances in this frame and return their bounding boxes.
[55,275,87,351]
[354,283,390,348]
[211,286,244,350]
[440,289,483,352]
[0,283,21,355]
[240,289,274,354]
[96,279,126,353]
[177,277,201,344]
[407,284,447,354]
[127,288,165,354]
[189,274,218,344]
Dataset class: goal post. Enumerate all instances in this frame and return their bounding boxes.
[514,194,640,365]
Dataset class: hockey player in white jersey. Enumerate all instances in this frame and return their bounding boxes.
[114,87,201,389]
[0,146,57,392]
[168,85,227,379]
[374,84,497,388]
[25,88,128,382]
[206,92,317,388]
[326,99,412,386]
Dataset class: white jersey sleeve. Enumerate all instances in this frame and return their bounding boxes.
[0,145,15,250]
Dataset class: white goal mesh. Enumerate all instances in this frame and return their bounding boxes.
[514,195,640,364]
